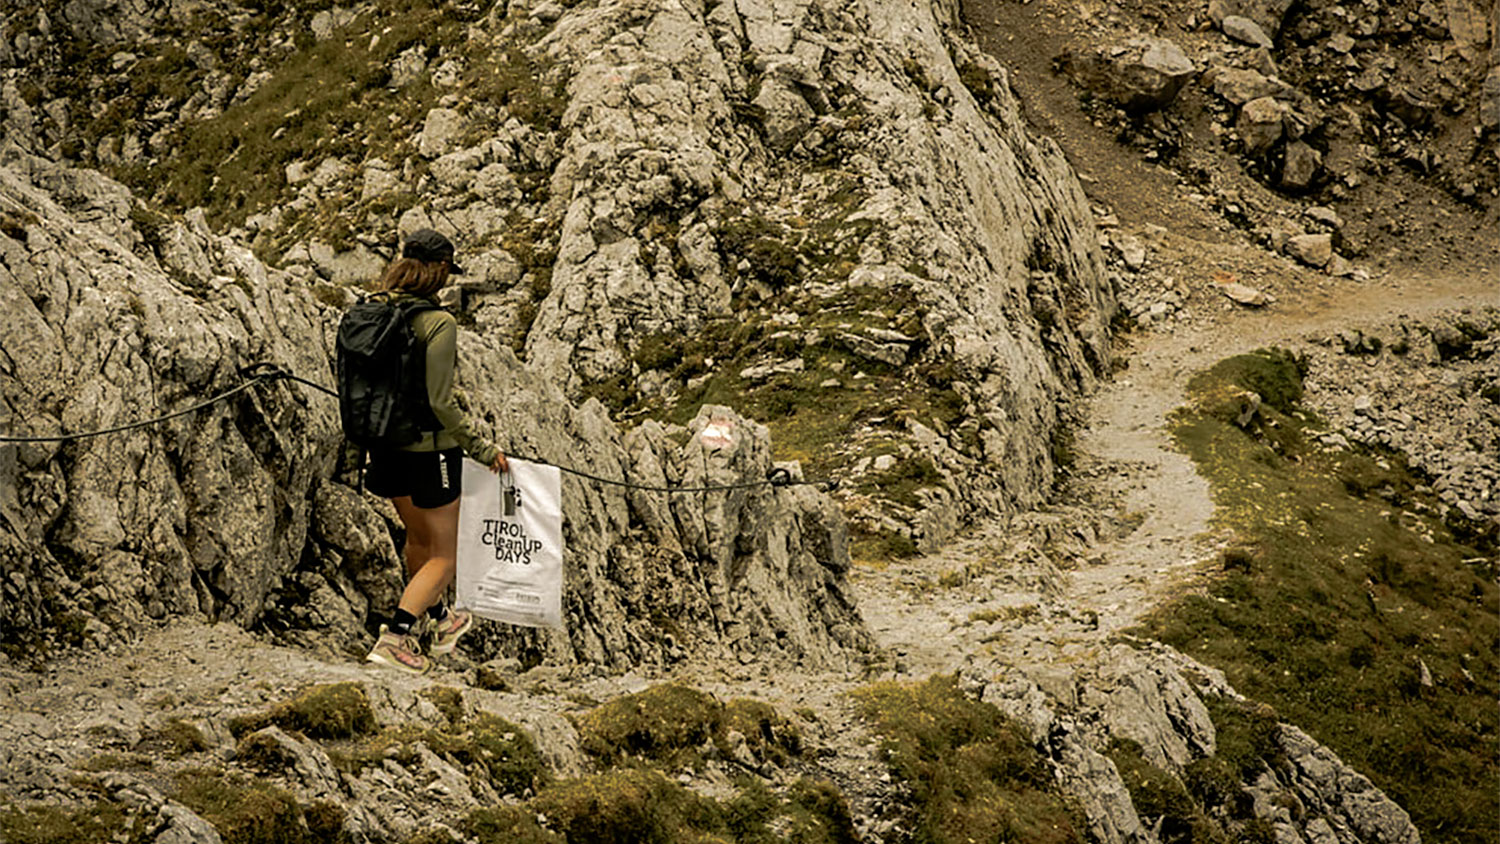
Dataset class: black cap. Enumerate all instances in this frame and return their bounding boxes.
[402,228,464,274]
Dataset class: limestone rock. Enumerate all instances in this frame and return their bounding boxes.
[1219,280,1273,307]
[155,802,226,844]
[1286,233,1334,267]
[1060,36,1197,111]
[1280,140,1323,190]
[1482,67,1500,131]
[1445,0,1489,60]
[1081,644,1217,773]
[1223,15,1275,48]
[417,108,466,159]
[0,153,867,668]
[1278,725,1421,844]
[1212,67,1289,105]
[1238,96,1290,153]
[1208,0,1296,39]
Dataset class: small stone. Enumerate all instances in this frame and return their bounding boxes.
[1211,67,1286,105]
[1353,395,1374,415]
[531,1,565,21]
[1222,15,1274,48]
[1286,233,1333,267]
[1328,33,1356,53]
[1219,281,1271,306]
[1280,141,1323,190]
[1305,206,1344,229]
[1115,234,1147,270]
[1238,97,1288,153]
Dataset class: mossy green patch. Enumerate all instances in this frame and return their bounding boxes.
[421,685,467,724]
[1142,348,1500,844]
[227,682,377,740]
[74,751,154,772]
[0,801,150,844]
[573,684,802,770]
[851,528,920,562]
[331,711,549,797]
[1106,738,1229,844]
[851,675,1085,844]
[967,605,1042,624]
[957,62,997,106]
[619,284,963,517]
[466,769,859,844]
[137,717,211,758]
[172,769,327,844]
[855,455,943,508]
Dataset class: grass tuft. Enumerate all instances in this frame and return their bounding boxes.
[1141,348,1499,844]
[852,675,1085,844]
[573,684,802,770]
[227,682,378,740]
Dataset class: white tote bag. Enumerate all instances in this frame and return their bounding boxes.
[455,457,565,629]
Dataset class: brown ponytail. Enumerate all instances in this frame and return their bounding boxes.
[377,257,450,298]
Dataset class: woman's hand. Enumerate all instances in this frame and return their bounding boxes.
[490,451,509,474]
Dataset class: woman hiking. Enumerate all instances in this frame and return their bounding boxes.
[362,228,507,674]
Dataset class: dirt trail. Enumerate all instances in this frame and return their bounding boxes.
[852,266,1496,681]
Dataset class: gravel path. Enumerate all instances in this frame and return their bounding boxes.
[852,266,1495,682]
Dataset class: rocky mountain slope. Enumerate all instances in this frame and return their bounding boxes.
[1,0,1495,843]
[3,0,1119,558]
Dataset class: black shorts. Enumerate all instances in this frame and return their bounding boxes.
[365,447,464,508]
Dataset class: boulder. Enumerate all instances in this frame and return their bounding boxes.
[1286,233,1334,267]
[1481,67,1500,131]
[1208,0,1296,38]
[1211,67,1289,105]
[417,108,466,159]
[1060,36,1197,111]
[1280,140,1323,190]
[1238,96,1290,153]
[1223,15,1275,48]
[1445,0,1489,60]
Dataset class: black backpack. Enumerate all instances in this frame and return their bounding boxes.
[336,296,443,449]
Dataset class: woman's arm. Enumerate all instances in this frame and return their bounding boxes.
[419,311,501,466]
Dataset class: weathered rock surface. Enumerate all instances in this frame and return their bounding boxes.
[1301,308,1500,536]
[511,0,1115,544]
[975,643,1421,844]
[0,619,1427,844]
[0,150,868,668]
[1059,36,1198,111]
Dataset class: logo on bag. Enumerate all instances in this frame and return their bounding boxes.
[503,486,522,516]
[480,517,544,565]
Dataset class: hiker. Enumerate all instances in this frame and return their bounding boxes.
[359,229,507,673]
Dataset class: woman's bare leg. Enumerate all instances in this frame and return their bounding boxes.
[393,497,460,617]
[393,496,431,580]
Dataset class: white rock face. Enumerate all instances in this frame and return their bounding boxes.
[0,150,868,668]
[980,644,1423,844]
[520,0,1114,538]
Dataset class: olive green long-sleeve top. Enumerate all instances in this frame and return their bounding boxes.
[388,293,500,465]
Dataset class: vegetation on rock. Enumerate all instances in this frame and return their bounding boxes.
[1146,348,1499,844]
[573,683,802,770]
[227,682,378,740]
[852,674,1085,844]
